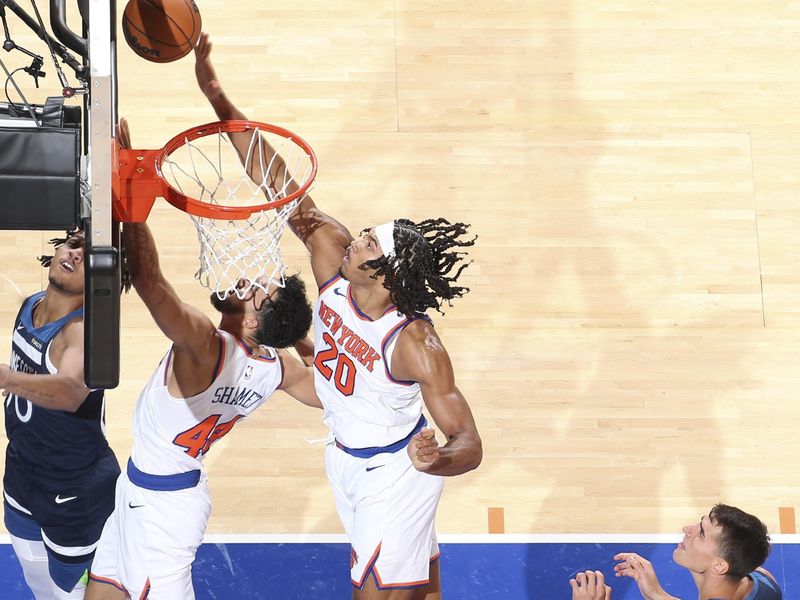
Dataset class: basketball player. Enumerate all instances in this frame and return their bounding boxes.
[0,230,121,600]
[195,34,483,599]
[84,120,320,600]
[575,504,782,599]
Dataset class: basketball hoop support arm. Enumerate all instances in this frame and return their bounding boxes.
[112,147,161,222]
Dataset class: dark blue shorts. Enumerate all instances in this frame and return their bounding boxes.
[3,449,120,557]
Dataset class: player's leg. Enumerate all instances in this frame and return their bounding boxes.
[87,473,127,600]
[85,579,127,600]
[4,453,55,599]
[8,531,53,599]
[346,448,445,600]
[355,558,440,600]
[5,501,94,600]
[98,469,210,600]
[43,546,94,600]
[411,559,441,600]
[354,545,442,600]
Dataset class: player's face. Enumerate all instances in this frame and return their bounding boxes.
[672,513,724,573]
[340,228,384,282]
[210,277,277,315]
[248,277,279,314]
[48,233,85,294]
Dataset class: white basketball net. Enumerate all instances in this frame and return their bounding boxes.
[159,125,314,300]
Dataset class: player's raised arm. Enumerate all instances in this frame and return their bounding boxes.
[393,320,482,476]
[0,319,90,412]
[123,221,217,350]
[194,33,352,287]
[119,122,219,380]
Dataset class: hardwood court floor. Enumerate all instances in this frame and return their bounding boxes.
[2,1,800,538]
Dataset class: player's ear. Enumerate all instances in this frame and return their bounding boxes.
[242,315,259,331]
[711,556,730,577]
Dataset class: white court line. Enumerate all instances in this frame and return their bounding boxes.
[2,533,799,545]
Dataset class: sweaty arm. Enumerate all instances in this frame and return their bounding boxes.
[117,118,219,397]
[0,320,89,412]
[123,222,219,387]
[193,33,352,287]
[392,320,482,476]
[277,349,322,408]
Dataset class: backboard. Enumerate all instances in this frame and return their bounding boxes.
[84,0,120,388]
[0,0,120,387]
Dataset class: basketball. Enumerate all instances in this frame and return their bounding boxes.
[122,0,202,63]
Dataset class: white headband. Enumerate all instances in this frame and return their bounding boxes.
[374,221,396,260]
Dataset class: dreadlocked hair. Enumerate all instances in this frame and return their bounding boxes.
[38,227,132,292]
[38,227,82,267]
[360,218,475,317]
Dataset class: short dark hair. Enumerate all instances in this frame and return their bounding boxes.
[254,274,312,348]
[709,504,771,579]
[360,218,475,318]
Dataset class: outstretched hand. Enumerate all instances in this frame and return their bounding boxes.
[407,428,440,471]
[613,553,673,600]
[194,32,223,102]
[570,570,611,600]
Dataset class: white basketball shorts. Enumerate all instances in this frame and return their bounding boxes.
[89,467,211,599]
[326,441,445,590]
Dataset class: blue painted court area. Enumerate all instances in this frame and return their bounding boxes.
[0,537,797,598]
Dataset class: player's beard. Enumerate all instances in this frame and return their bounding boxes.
[209,292,241,315]
[48,273,82,296]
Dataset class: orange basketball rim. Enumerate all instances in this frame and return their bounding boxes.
[112,119,318,222]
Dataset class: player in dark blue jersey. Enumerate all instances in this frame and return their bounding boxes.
[571,504,782,600]
[0,230,121,599]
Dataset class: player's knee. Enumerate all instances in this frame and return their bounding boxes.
[10,534,48,562]
[48,554,93,599]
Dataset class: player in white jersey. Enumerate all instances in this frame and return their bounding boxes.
[85,120,320,600]
[195,34,482,599]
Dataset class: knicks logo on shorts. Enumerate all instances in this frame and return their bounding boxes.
[350,547,359,569]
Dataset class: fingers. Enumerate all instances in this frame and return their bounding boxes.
[116,117,131,149]
[408,429,441,470]
[576,571,589,593]
[415,427,436,440]
[570,571,609,599]
[613,552,650,580]
[613,553,650,566]
[413,429,438,446]
[412,429,440,462]
[195,32,211,57]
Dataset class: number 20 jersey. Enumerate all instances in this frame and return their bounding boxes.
[313,275,428,448]
[130,329,282,476]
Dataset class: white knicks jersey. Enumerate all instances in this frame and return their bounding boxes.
[313,275,428,448]
[130,330,282,475]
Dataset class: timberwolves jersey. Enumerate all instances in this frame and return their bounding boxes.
[130,329,283,476]
[5,292,110,476]
[744,570,782,599]
[313,275,429,448]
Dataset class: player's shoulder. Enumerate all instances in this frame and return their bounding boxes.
[318,272,345,294]
[396,316,446,355]
[751,567,781,589]
[59,314,86,339]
